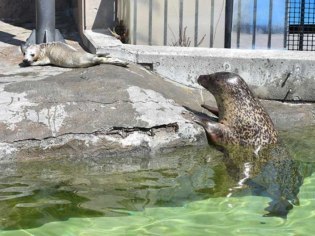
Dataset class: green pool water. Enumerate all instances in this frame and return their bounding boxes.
[0,126,314,236]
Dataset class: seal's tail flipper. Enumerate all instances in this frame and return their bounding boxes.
[96,57,128,67]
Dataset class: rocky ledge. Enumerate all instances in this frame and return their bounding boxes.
[0,64,314,162]
[0,64,209,162]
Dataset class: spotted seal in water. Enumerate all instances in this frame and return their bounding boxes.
[194,72,303,218]
[195,72,278,149]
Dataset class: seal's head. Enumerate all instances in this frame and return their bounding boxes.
[197,72,237,94]
[197,72,256,123]
[20,44,41,66]
[198,72,253,101]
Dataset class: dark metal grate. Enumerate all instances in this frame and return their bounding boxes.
[287,0,315,51]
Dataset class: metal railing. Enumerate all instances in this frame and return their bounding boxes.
[231,0,287,49]
[225,0,233,48]
[287,0,315,51]
[130,0,220,47]
[118,0,315,50]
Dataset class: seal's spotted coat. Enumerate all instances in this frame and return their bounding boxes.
[196,72,278,149]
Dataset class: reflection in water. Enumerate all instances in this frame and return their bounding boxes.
[0,185,103,230]
[0,147,222,230]
[223,143,305,218]
[0,127,314,230]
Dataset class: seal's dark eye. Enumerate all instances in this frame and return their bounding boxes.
[23,53,25,56]
[31,54,35,57]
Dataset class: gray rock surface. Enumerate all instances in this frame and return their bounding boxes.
[0,64,210,161]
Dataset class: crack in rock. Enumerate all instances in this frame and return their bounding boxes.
[0,122,187,159]
[107,123,179,138]
[10,122,180,145]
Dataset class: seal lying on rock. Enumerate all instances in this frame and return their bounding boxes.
[194,72,302,218]
[20,42,128,68]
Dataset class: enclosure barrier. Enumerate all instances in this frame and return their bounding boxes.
[74,0,315,51]
[126,0,287,49]
[131,0,219,47]
[233,0,279,49]
[225,0,234,48]
[287,0,315,51]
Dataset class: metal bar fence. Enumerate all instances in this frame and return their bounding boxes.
[287,0,315,51]
[149,0,153,45]
[164,0,168,45]
[225,0,234,48]
[120,0,311,50]
[236,0,241,48]
[252,0,257,49]
[210,0,215,47]
[179,0,184,44]
[127,0,223,48]
[267,0,274,48]
[133,0,137,44]
[283,0,289,48]
[194,0,199,47]
[231,0,291,50]
[299,0,305,50]
[231,0,315,50]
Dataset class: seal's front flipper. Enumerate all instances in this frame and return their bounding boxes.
[193,114,234,146]
[201,104,219,117]
[193,113,217,128]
